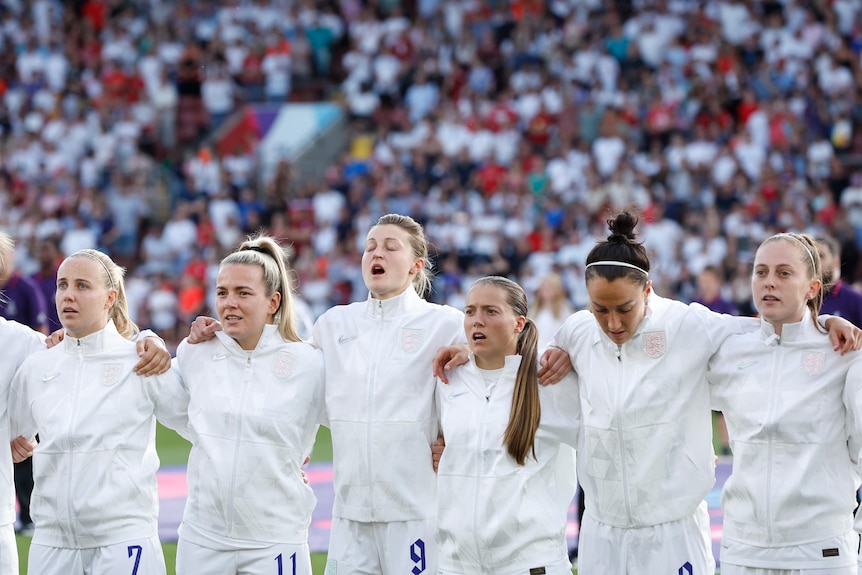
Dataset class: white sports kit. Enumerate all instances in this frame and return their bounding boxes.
[552,293,755,574]
[435,354,579,575]
[174,324,325,575]
[709,311,862,572]
[313,287,463,575]
[0,317,45,575]
[9,320,188,575]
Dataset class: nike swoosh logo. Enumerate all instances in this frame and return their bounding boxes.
[447,391,468,400]
[41,373,59,382]
[212,354,228,360]
[338,335,357,343]
[737,361,758,370]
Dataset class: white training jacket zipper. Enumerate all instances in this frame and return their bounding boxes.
[614,343,634,524]
[367,299,385,518]
[473,379,491,571]
[765,336,782,546]
[227,354,253,532]
[67,339,85,547]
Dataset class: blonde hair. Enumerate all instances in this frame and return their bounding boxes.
[0,232,13,277]
[471,276,540,466]
[374,214,434,297]
[221,234,301,342]
[66,249,138,338]
[530,272,570,319]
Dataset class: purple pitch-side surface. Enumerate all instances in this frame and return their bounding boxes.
[156,460,735,565]
[156,463,336,548]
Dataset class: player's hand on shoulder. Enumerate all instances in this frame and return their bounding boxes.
[187,316,222,344]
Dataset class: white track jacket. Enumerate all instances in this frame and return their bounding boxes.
[435,354,580,575]
[552,293,754,528]
[175,325,325,547]
[9,320,189,548]
[0,318,44,528]
[708,312,862,569]
[313,286,464,522]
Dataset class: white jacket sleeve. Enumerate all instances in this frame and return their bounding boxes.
[9,361,36,441]
[2,320,45,439]
[302,349,327,460]
[134,328,163,345]
[150,359,191,441]
[843,358,862,568]
[694,303,759,350]
[538,371,580,449]
[549,310,592,357]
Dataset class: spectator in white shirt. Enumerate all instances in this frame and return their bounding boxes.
[262,38,292,103]
[201,67,237,131]
[161,203,199,275]
[404,70,440,123]
[592,131,626,177]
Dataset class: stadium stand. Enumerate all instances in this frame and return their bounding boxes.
[1,0,862,352]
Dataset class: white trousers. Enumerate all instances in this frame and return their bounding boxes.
[176,538,312,575]
[577,501,715,575]
[438,555,572,575]
[0,524,16,575]
[28,534,165,575]
[325,516,436,575]
[720,567,857,575]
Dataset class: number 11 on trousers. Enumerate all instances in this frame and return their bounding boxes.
[276,552,296,574]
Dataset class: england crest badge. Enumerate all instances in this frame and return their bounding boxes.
[274,351,295,378]
[102,363,122,386]
[801,351,825,376]
[402,328,424,353]
[643,331,666,357]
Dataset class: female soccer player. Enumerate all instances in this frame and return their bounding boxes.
[0,232,171,574]
[9,248,188,575]
[435,276,579,575]
[312,214,467,575]
[709,233,862,574]
[174,234,325,575]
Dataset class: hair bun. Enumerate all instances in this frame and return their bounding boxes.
[607,212,639,242]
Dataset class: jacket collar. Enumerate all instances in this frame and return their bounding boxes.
[364,285,425,318]
[215,323,282,356]
[759,308,814,346]
[460,353,522,399]
[63,319,123,354]
[466,353,522,373]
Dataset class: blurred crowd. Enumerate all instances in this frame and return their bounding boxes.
[2,0,862,349]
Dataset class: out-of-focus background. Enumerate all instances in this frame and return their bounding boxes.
[3,0,862,352]
[4,1,862,573]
